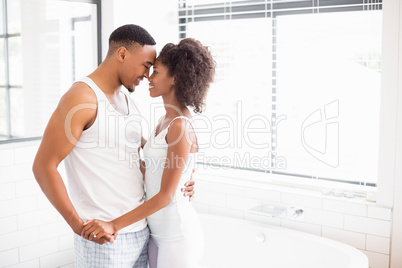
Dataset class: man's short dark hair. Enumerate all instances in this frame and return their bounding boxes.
[108,24,156,55]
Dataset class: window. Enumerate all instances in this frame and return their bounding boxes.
[0,0,22,139]
[178,0,382,187]
[0,0,101,142]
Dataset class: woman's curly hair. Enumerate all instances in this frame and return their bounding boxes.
[158,38,215,113]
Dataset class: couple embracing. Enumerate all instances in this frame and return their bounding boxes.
[33,24,215,268]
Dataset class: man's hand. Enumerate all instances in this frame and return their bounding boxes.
[81,219,117,243]
[181,168,196,202]
[72,218,115,245]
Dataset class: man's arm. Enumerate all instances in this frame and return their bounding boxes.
[32,83,111,243]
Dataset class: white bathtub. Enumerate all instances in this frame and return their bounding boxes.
[198,213,368,268]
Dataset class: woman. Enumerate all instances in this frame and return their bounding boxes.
[81,38,215,268]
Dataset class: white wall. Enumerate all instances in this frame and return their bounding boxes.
[0,141,74,268]
[387,0,402,267]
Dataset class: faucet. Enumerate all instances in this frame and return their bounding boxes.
[289,207,304,219]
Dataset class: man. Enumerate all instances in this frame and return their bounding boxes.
[32,24,195,267]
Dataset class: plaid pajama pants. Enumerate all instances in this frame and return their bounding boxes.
[74,226,150,268]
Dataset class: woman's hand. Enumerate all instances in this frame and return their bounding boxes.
[181,169,196,201]
[81,219,118,243]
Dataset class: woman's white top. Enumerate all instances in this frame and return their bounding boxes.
[143,116,199,241]
[64,77,147,234]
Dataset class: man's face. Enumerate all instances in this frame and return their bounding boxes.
[120,44,157,93]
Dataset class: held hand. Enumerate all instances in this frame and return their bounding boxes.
[91,234,117,245]
[81,219,117,243]
[181,168,196,202]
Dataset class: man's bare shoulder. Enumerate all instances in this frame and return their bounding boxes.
[55,81,98,126]
[60,82,97,106]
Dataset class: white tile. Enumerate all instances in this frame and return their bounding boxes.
[322,227,366,249]
[281,192,322,209]
[18,208,59,230]
[14,145,38,165]
[0,216,17,235]
[0,227,39,252]
[39,249,75,268]
[211,206,244,219]
[0,196,37,217]
[366,235,390,255]
[226,195,259,211]
[60,264,75,268]
[362,250,389,268]
[0,248,19,268]
[244,211,281,226]
[244,187,281,203]
[0,182,15,201]
[323,199,366,216]
[210,182,244,196]
[303,208,344,228]
[13,164,35,180]
[0,165,15,183]
[281,219,321,236]
[0,148,14,167]
[192,202,210,214]
[0,164,34,183]
[192,179,210,191]
[7,259,40,268]
[195,189,226,207]
[368,206,392,221]
[344,215,391,237]
[16,179,41,197]
[38,221,73,241]
[19,238,59,262]
[59,234,74,251]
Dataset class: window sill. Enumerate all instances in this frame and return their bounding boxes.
[195,165,381,207]
[0,136,42,145]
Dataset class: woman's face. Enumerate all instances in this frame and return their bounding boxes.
[148,58,175,98]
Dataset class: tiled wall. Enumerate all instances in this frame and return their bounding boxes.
[0,141,392,268]
[0,141,75,268]
[192,176,392,268]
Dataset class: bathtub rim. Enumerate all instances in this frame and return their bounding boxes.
[198,212,369,268]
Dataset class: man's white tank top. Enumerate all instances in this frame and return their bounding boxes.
[143,116,200,241]
[64,77,146,233]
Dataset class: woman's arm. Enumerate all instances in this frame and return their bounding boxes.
[141,129,195,197]
[81,119,194,240]
[141,135,147,149]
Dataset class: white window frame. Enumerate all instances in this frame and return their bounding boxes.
[0,0,102,144]
[179,0,385,194]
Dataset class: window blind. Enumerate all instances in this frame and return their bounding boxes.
[178,0,382,187]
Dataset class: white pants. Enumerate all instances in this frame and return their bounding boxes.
[148,227,204,268]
